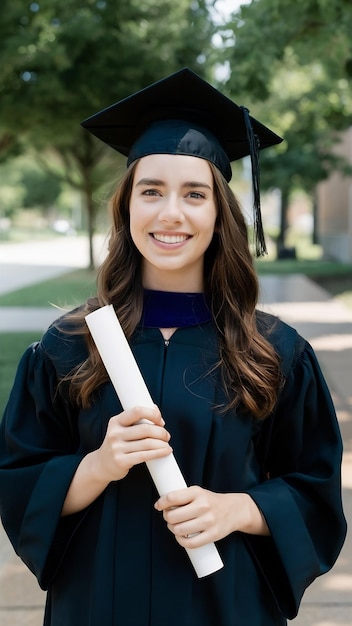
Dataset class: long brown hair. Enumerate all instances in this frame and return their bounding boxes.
[61,160,281,418]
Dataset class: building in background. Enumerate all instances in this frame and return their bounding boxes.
[317,127,352,262]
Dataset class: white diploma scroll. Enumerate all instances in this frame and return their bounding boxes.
[85,304,224,578]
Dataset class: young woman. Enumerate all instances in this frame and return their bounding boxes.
[0,69,346,626]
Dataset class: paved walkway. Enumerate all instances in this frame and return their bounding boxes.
[0,237,351,625]
[260,277,352,626]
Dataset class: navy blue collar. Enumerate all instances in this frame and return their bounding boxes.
[141,289,212,328]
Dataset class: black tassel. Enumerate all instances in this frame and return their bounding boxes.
[240,106,267,257]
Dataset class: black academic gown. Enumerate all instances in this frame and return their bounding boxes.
[0,312,346,626]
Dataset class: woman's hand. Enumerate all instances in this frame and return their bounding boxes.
[62,405,171,516]
[95,405,172,483]
[154,486,269,546]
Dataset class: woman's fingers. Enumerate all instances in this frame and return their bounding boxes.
[97,405,172,482]
[108,408,171,445]
[115,404,164,427]
[155,487,243,546]
[155,486,199,513]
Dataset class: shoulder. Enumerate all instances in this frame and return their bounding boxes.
[255,308,299,345]
[38,306,88,377]
[255,309,306,378]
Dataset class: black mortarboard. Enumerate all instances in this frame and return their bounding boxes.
[81,68,283,255]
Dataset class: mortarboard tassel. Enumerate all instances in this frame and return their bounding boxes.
[240,106,267,257]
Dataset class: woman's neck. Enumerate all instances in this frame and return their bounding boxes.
[159,327,178,341]
[142,268,204,294]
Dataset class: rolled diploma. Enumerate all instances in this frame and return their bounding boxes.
[85,304,223,578]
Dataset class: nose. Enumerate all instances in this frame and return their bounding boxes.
[158,194,184,223]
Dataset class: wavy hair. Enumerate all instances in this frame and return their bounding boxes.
[61,160,281,418]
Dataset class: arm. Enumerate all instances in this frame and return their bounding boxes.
[243,341,346,619]
[0,341,171,587]
[157,339,346,620]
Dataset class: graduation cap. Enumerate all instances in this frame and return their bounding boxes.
[81,68,283,256]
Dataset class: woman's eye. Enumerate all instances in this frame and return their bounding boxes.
[142,189,160,196]
[188,191,205,199]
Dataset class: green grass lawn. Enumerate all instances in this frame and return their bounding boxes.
[0,268,97,307]
[0,269,97,413]
[0,332,42,415]
[255,257,352,277]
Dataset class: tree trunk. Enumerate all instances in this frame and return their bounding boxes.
[276,187,291,258]
[312,190,319,245]
[82,175,95,270]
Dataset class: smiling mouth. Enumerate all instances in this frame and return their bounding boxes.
[152,234,189,244]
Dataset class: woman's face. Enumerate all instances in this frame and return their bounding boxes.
[129,154,217,292]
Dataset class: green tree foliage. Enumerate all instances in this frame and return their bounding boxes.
[225,0,352,99]
[219,0,352,252]
[21,166,62,211]
[0,0,216,266]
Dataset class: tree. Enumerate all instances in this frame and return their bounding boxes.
[21,164,62,213]
[224,0,352,99]
[255,55,352,252]
[0,0,216,267]
[217,0,352,252]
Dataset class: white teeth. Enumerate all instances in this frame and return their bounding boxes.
[153,234,188,244]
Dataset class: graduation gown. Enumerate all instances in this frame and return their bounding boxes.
[0,311,346,626]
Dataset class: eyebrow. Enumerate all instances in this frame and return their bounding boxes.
[136,178,164,187]
[136,178,212,190]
